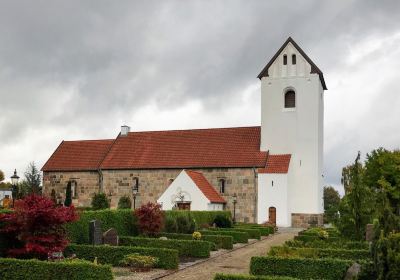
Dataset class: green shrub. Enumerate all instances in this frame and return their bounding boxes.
[176,215,196,234]
[234,225,274,236]
[214,273,299,280]
[165,210,231,228]
[208,227,261,240]
[374,232,400,279]
[65,244,178,269]
[250,256,351,280]
[164,216,178,233]
[294,234,340,243]
[0,258,113,280]
[285,239,370,250]
[268,246,371,261]
[192,231,202,240]
[117,195,132,209]
[119,236,211,258]
[66,209,137,244]
[91,193,110,210]
[214,214,232,228]
[157,232,233,250]
[119,253,158,271]
[200,230,248,244]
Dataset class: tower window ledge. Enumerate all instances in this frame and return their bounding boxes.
[282,108,296,112]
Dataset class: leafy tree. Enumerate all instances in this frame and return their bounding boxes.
[64,182,72,207]
[323,186,340,224]
[24,162,41,195]
[0,170,12,190]
[0,170,4,182]
[341,165,352,194]
[336,152,373,240]
[135,202,164,237]
[0,194,77,260]
[91,193,110,210]
[117,195,132,209]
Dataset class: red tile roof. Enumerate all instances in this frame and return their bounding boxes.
[258,154,291,174]
[99,126,267,170]
[185,170,225,203]
[42,139,114,171]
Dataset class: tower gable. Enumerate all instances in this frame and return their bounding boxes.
[257,37,327,90]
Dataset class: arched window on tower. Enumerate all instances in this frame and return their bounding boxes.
[133,177,139,192]
[219,179,226,194]
[283,54,287,65]
[284,90,296,108]
[292,54,296,64]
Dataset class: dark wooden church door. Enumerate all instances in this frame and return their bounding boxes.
[268,207,276,225]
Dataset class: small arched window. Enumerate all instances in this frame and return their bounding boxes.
[133,177,139,192]
[292,54,296,64]
[71,181,77,198]
[283,54,287,65]
[219,179,226,194]
[284,90,296,108]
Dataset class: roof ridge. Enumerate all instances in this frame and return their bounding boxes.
[127,126,261,134]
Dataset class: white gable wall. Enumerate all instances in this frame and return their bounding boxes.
[157,170,211,210]
[260,42,324,217]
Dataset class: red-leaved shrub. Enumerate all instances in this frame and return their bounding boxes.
[0,194,78,260]
[135,202,164,237]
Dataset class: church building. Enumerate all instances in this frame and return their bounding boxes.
[42,37,326,227]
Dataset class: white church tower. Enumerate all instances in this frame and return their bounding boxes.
[257,37,326,227]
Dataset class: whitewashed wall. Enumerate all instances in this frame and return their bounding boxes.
[257,173,290,227]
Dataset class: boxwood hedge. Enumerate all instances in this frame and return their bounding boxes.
[214,273,299,280]
[294,235,340,243]
[66,209,137,244]
[65,244,179,269]
[208,228,261,240]
[119,236,211,257]
[234,225,274,236]
[250,256,351,280]
[0,258,113,280]
[157,232,234,249]
[200,230,248,244]
[285,239,370,250]
[165,210,231,228]
[268,246,371,261]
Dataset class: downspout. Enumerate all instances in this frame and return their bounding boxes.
[253,166,258,224]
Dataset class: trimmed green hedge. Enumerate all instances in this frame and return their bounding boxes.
[269,246,371,261]
[157,232,234,250]
[66,209,137,244]
[214,273,299,280]
[165,210,231,228]
[294,235,340,243]
[208,228,261,240]
[0,258,113,280]
[285,239,370,250]
[119,236,211,258]
[250,256,351,280]
[234,225,274,236]
[65,244,178,269]
[200,230,248,244]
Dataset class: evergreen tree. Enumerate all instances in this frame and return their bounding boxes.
[323,186,340,223]
[24,162,42,195]
[64,182,72,207]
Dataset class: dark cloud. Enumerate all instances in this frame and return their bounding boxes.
[1,1,400,190]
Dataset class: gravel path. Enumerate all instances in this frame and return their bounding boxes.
[114,229,299,280]
[158,231,297,280]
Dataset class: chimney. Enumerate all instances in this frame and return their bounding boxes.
[121,125,130,136]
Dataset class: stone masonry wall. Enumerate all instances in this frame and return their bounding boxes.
[291,213,324,228]
[43,168,258,223]
[42,171,100,207]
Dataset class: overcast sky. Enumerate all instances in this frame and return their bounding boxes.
[1,1,400,193]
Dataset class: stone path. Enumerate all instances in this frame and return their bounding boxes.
[114,229,299,280]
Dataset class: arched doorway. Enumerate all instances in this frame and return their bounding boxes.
[268,207,276,225]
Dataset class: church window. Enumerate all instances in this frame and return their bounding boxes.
[284,90,296,108]
[292,54,296,64]
[133,177,139,192]
[283,54,287,65]
[219,179,226,194]
[271,180,274,187]
[71,181,77,198]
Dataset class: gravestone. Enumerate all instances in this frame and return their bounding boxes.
[344,263,361,280]
[366,224,374,242]
[89,220,103,245]
[103,228,119,246]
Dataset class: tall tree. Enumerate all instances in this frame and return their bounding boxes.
[337,152,373,240]
[0,170,4,182]
[24,162,41,195]
[323,186,340,223]
[64,182,72,207]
